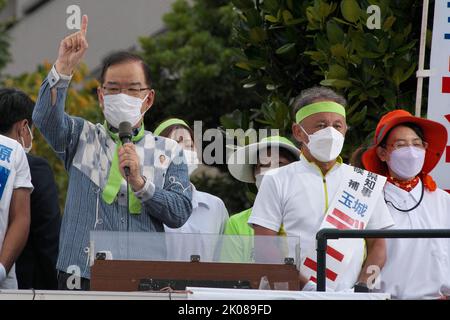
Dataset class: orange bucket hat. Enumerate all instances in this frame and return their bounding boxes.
[362,110,447,190]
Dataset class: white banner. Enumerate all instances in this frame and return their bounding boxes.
[427,0,450,192]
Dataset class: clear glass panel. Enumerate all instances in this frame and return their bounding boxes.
[90,231,301,267]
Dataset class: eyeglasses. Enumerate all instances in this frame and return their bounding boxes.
[102,86,150,97]
[385,140,428,150]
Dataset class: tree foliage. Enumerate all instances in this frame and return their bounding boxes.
[231,0,423,158]
[3,62,101,210]
[139,0,260,130]
[0,0,11,74]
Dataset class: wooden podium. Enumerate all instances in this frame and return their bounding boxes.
[91,260,300,291]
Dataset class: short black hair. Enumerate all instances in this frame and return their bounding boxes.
[99,51,152,88]
[0,88,35,134]
[379,122,425,148]
[279,147,298,163]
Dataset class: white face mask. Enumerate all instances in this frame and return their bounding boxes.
[20,124,33,154]
[183,149,199,176]
[103,93,148,129]
[387,146,425,180]
[300,126,344,162]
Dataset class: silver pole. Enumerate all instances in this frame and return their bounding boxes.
[415,0,430,117]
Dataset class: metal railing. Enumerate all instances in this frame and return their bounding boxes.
[315,228,450,291]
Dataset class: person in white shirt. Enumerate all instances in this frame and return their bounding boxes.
[249,86,394,291]
[153,119,229,261]
[0,134,33,289]
[361,109,450,299]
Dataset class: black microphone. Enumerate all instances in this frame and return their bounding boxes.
[119,121,132,177]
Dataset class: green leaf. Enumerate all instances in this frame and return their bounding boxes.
[266,84,277,90]
[327,21,345,44]
[231,0,254,10]
[249,27,267,43]
[400,62,417,84]
[383,16,396,31]
[246,59,266,69]
[318,1,334,19]
[320,79,352,88]
[282,10,293,23]
[330,44,347,58]
[304,50,326,62]
[285,18,303,26]
[392,67,402,87]
[327,64,348,79]
[265,15,278,23]
[261,0,279,15]
[243,81,257,88]
[287,0,294,11]
[235,61,252,71]
[349,105,367,126]
[245,8,263,27]
[276,43,296,55]
[332,17,355,27]
[340,0,361,23]
[220,114,240,130]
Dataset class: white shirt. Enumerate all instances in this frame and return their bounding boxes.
[164,186,229,261]
[380,180,450,299]
[249,156,394,291]
[0,135,33,289]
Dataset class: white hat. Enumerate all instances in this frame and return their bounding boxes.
[227,136,300,183]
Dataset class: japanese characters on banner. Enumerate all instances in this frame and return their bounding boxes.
[0,143,13,200]
[300,164,386,291]
[427,1,450,192]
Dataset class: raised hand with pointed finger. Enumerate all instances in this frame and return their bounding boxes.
[55,15,89,76]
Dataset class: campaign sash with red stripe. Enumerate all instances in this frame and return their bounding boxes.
[300,164,386,291]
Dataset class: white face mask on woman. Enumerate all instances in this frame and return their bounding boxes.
[103,93,148,129]
[300,126,345,162]
[387,146,425,180]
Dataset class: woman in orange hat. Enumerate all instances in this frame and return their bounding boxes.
[362,109,450,299]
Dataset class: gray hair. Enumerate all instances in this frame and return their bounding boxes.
[291,86,347,118]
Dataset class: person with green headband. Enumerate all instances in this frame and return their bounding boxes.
[153,119,229,261]
[32,19,192,290]
[248,86,394,292]
[221,135,300,263]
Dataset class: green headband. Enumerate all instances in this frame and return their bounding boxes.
[153,118,190,136]
[295,101,346,123]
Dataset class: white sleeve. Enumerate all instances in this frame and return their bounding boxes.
[248,174,283,232]
[366,194,394,230]
[13,147,33,191]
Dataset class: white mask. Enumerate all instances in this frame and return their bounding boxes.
[103,93,148,129]
[20,124,33,154]
[183,149,199,176]
[300,126,344,162]
[387,146,425,180]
